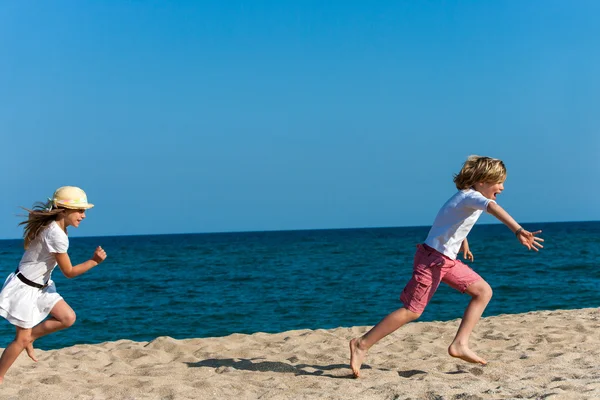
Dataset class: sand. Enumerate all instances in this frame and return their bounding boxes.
[1,308,599,400]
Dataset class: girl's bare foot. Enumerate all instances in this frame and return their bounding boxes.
[448,343,487,365]
[25,343,38,362]
[349,338,367,377]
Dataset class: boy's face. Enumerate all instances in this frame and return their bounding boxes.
[476,180,505,201]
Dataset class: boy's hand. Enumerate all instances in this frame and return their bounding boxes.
[92,246,107,264]
[460,240,474,262]
[517,229,544,251]
[463,249,474,262]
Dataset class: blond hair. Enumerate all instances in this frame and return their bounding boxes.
[19,200,65,249]
[453,155,506,190]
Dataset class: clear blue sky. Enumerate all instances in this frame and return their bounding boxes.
[1,1,599,239]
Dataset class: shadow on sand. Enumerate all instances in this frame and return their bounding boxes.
[186,358,374,379]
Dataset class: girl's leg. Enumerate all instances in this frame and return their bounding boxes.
[31,300,77,341]
[448,280,493,365]
[26,300,77,362]
[350,307,421,377]
[0,327,33,383]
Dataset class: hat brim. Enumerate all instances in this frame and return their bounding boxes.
[58,203,94,210]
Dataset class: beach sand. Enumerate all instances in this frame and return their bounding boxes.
[1,308,599,399]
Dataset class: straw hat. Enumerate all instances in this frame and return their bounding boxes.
[52,186,94,210]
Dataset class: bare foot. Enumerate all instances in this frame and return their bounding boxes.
[349,338,367,378]
[26,343,38,362]
[448,343,487,365]
[0,376,3,385]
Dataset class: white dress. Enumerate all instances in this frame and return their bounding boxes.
[0,221,67,328]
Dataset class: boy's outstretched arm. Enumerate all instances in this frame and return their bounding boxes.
[487,202,544,251]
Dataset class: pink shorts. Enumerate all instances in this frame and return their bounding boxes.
[400,244,483,314]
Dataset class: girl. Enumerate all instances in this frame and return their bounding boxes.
[349,156,544,377]
[0,186,107,384]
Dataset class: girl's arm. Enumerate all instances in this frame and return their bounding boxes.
[55,246,107,278]
[487,202,544,251]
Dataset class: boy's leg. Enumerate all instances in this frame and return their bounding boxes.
[447,279,493,365]
[350,307,420,377]
[349,245,447,377]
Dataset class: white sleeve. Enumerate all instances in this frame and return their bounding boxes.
[45,226,69,254]
[462,190,496,211]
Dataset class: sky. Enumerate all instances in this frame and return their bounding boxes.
[1,1,599,239]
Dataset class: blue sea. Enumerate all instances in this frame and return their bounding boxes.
[0,222,599,350]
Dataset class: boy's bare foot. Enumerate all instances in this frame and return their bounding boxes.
[26,343,38,362]
[0,377,3,385]
[349,338,367,378]
[448,343,487,365]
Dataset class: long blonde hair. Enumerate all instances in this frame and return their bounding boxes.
[19,199,65,249]
[453,155,506,190]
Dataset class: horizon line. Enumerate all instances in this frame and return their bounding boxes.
[0,219,598,242]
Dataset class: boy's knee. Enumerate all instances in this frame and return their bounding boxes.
[482,283,493,300]
[470,281,493,301]
[486,286,493,300]
[405,309,422,321]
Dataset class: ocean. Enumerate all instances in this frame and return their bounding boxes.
[0,221,599,350]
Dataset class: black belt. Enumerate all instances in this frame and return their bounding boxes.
[14,269,48,290]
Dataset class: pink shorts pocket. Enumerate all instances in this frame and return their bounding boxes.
[400,246,448,314]
[401,274,429,301]
[400,273,439,314]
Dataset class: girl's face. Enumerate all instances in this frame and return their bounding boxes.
[64,209,86,228]
[476,180,505,201]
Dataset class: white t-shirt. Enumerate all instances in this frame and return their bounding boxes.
[17,221,69,285]
[424,189,495,260]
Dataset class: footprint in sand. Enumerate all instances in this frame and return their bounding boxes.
[40,375,63,385]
